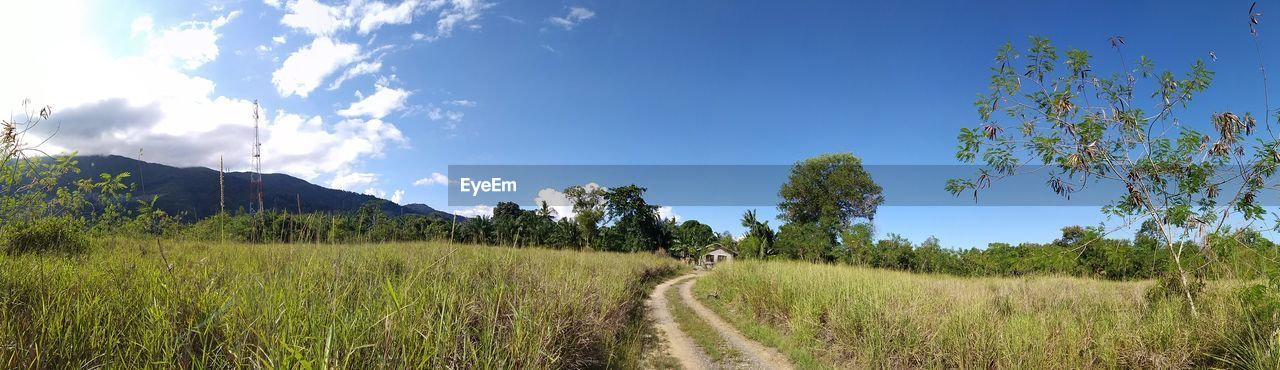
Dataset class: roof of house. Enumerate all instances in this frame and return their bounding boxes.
[707,247,736,256]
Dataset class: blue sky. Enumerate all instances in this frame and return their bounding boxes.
[4,0,1276,248]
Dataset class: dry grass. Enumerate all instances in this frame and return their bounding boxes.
[695,260,1261,369]
[0,240,682,368]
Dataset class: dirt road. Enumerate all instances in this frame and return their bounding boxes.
[646,272,794,370]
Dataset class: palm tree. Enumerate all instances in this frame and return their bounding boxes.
[741,210,775,259]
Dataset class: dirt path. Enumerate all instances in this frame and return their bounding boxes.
[647,272,794,370]
[647,274,714,370]
[676,274,794,370]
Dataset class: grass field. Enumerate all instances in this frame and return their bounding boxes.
[0,240,682,368]
[694,260,1270,369]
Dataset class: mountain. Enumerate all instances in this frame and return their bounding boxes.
[61,155,461,221]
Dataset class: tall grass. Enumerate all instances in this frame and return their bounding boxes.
[0,240,681,368]
[695,260,1265,369]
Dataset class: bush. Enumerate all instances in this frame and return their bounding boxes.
[3,217,89,255]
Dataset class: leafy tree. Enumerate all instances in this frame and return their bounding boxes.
[739,209,776,258]
[564,184,607,249]
[601,185,663,252]
[947,35,1258,315]
[673,220,716,259]
[775,222,835,262]
[778,153,883,237]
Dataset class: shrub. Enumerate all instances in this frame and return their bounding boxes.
[3,217,89,255]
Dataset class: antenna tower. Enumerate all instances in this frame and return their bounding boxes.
[251,100,265,214]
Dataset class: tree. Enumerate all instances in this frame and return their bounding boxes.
[778,153,883,237]
[601,184,662,252]
[775,222,836,262]
[564,184,607,249]
[947,33,1266,316]
[673,220,716,259]
[841,222,875,264]
[740,209,776,258]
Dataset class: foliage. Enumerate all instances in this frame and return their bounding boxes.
[778,153,883,236]
[672,220,716,259]
[2,216,88,255]
[600,185,668,252]
[774,222,836,262]
[948,35,1269,315]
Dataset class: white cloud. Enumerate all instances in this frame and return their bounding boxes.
[656,206,681,221]
[0,1,407,185]
[413,172,449,186]
[272,35,288,44]
[338,84,410,119]
[531,183,605,220]
[453,204,493,218]
[263,112,406,179]
[534,188,573,220]
[547,7,594,30]
[264,0,283,9]
[447,99,477,107]
[426,106,467,129]
[434,0,492,38]
[281,0,352,36]
[131,15,153,36]
[328,60,382,90]
[390,189,405,203]
[146,11,240,70]
[272,36,361,97]
[411,32,426,40]
[357,0,421,35]
[330,171,379,191]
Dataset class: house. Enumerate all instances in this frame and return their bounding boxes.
[700,247,735,268]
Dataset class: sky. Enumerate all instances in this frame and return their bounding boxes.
[2,0,1277,248]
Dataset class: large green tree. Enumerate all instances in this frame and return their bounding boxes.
[601,184,663,252]
[778,153,883,237]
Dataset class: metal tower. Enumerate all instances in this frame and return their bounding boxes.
[250,100,264,214]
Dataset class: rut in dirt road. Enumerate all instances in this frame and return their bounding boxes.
[648,272,795,370]
[647,274,714,370]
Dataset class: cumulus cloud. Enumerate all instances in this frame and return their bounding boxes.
[547,7,594,30]
[281,0,352,35]
[531,182,605,220]
[131,15,153,36]
[272,36,361,97]
[338,84,410,119]
[264,0,283,9]
[534,188,573,220]
[390,189,405,203]
[330,171,379,191]
[357,0,421,35]
[413,172,449,186]
[656,206,681,221]
[0,1,408,191]
[146,11,240,70]
[328,60,382,90]
[264,112,406,179]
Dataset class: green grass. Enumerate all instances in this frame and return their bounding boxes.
[664,278,740,364]
[695,260,1267,369]
[0,240,682,368]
